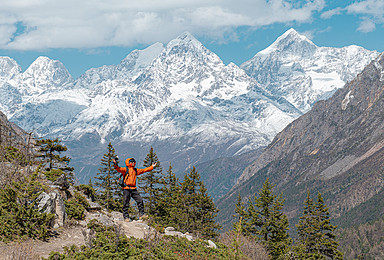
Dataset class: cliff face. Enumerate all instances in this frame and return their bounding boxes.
[0,110,30,148]
[218,53,384,227]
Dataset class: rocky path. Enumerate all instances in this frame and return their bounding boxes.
[0,217,153,260]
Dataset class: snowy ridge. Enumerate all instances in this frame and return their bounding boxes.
[0,29,379,180]
[241,29,379,113]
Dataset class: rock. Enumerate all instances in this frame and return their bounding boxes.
[53,174,70,190]
[164,227,175,232]
[85,212,114,227]
[53,191,66,228]
[207,240,217,248]
[110,211,124,222]
[36,190,66,228]
[36,192,54,213]
[87,201,102,211]
[164,227,193,241]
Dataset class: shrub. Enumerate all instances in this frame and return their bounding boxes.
[64,191,90,221]
[0,180,54,242]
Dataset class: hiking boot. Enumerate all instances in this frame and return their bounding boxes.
[124,218,132,223]
[139,214,148,221]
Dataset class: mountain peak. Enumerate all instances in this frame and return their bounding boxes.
[177,31,196,41]
[0,56,21,80]
[26,56,67,73]
[165,32,204,54]
[23,56,73,87]
[259,28,316,55]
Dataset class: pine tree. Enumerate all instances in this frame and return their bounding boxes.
[233,193,248,230]
[315,193,343,259]
[235,178,291,259]
[179,166,220,239]
[154,163,182,227]
[94,142,119,211]
[140,146,163,215]
[295,191,343,259]
[35,138,75,184]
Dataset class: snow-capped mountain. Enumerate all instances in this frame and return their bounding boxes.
[0,30,378,182]
[241,28,379,113]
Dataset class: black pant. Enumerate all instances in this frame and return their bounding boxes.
[123,188,144,219]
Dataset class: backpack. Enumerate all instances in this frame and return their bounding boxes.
[119,167,137,188]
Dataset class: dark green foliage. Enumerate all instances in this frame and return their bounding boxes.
[152,163,181,228]
[35,138,75,184]
[295,191,343,259]
[94,142,120,211]
[178,166,221,239]
[235,178,291,259]
[64,191,90,220]
[43,168,66,182]
[76,183,96,202]
[3,146,28,165]
[151,165,220,240]
[48,220,230,259]
[0,179,54,242]
[140,146,163,215]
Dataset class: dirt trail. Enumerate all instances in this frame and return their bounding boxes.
[0,219,151,260]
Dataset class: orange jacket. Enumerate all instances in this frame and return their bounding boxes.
[114,157,154,189]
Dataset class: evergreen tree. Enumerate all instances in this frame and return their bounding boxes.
[315,193,343,259]
[295,191,343,259]
[35,138,75,184]
[179,166,220,239]
[154,163,182,227]
[235,179,291,259]
[94,142,119,211]
[140,146,163,215]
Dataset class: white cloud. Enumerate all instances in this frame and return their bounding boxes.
[321,7,344,19]
[346,0,384,32]
[0,0,326,50]
[357,19,376,32]
[347,0,384,19]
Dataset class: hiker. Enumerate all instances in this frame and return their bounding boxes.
[113,157,157,222]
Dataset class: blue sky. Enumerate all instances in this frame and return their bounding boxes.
[1,0,383,78]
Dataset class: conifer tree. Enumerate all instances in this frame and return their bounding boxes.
[233,193,248,230]
[140,146,163,215]
[180,166,220,239]
[94,142,119,211]
[235,179,291,259]
[295,191,343,259]
[35,138,75,184]
[154,163,182,227]
[315,193,343,259]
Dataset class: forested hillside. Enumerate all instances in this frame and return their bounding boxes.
[0,109,351,259]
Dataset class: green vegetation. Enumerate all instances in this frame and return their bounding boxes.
[35,138,75,184]
[140,146,163,216]
[64,190,90,220]
[0,135,357,259]
[47,219,230,260]
[295,191,343,259]
[94,142,121,211]
[0,177,54,242]
[234,178,291,259]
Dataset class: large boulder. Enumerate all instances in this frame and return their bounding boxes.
[36,190,66,228]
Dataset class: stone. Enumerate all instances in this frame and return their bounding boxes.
[53,174,70,190]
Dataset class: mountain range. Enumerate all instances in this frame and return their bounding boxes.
[216,52,384,235]
[0,29,379,186]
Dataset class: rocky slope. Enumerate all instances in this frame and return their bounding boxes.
[217,53,384,229]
